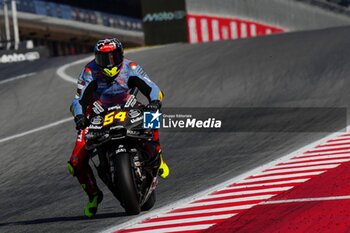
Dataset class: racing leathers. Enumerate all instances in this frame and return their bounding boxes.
[68,58,168,206]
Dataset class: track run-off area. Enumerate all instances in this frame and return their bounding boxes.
[111,132,350,233]
[0,25,350,233]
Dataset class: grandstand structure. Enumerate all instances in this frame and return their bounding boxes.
[0,0,143,56]
[0,0,349,57]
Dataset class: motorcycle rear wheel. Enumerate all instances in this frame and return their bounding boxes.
[114,152,141,215]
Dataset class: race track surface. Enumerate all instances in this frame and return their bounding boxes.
[1,26,350,233]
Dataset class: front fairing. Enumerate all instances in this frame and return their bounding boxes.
[85,94,146,148]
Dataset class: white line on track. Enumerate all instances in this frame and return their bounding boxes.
[187,195,274,207]
[56,56,93,83]
[318,141,350,147]
[310,145,350,151]
[302,149,350,156]
[216,186,292,194]
[206,192,276,199]
[0,117,73,144]
[245,171,325,182]
[0,47,156,144]
[124,224,214,233]
[0,72,37,85]
[260,195,350,205]
[228,179,309,189]
[287,155,350,163]
[305,147,350,154]
[56,46,164,84]
[165,204,256,217]
[328,137,350,142]
[129,214,234,228]
[275,158,350,167]
[261,164,338,175]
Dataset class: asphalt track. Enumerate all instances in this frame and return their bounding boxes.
[1,26,350,233]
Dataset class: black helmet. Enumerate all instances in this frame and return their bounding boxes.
[94,38,124,78]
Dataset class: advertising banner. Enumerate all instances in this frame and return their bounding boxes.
[0,47,49,64]
[141,0,187,45]
[187,13,285,43]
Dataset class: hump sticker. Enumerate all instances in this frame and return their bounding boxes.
[129,62,138,70]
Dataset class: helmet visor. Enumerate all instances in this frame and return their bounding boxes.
[95,50,123,68]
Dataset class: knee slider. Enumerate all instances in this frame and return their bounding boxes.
[67,161,76,176]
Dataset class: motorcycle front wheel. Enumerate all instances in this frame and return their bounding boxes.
[114,152,141,215]
[141,191,156,211]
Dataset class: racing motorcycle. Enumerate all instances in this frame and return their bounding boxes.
[84,89,159,215]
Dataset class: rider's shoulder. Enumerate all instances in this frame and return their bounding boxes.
[85,59,99,71]
[81,60,102,80]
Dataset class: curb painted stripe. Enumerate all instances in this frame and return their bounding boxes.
[261,195,350,205]
[101,130,350,233]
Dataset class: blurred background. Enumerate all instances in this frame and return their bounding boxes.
[0,0,349,60]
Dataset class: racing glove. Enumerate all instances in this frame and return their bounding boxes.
[74,114,88,130]
[146,100,161,112]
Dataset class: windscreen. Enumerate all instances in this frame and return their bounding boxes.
[95,92,129,109]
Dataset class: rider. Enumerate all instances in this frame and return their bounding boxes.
[67,38,169,218]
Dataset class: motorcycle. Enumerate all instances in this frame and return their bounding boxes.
[84,89,159,215]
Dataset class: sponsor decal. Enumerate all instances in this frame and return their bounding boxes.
[136,66,151,82]
[116,148,126,154]
[77,79,85,85]
[77,84,84,89]
[128,109,141,118]
[130,116,143,124]
[124,95,137,108]
[92,101,104,114]
[143,11,186,22]
[110,125,123,130]
[107,105,121,111]
[91,116,103,125]
[77,133,83,142]
[77,128,88,142]
[99,44,116,52]
[88,125,103,130]
[0,51,40,63]
[131,116,143,124]
[127,129,140,135]
[97,82,108,88]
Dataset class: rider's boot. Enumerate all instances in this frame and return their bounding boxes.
[84,189,103,218]
[158,150,169,179]
[67,160,103,218]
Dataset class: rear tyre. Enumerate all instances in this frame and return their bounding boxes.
[141,191,156,211]
[114,152,140,215]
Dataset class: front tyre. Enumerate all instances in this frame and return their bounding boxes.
[115,152,140,215]
[141,191,156,211]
